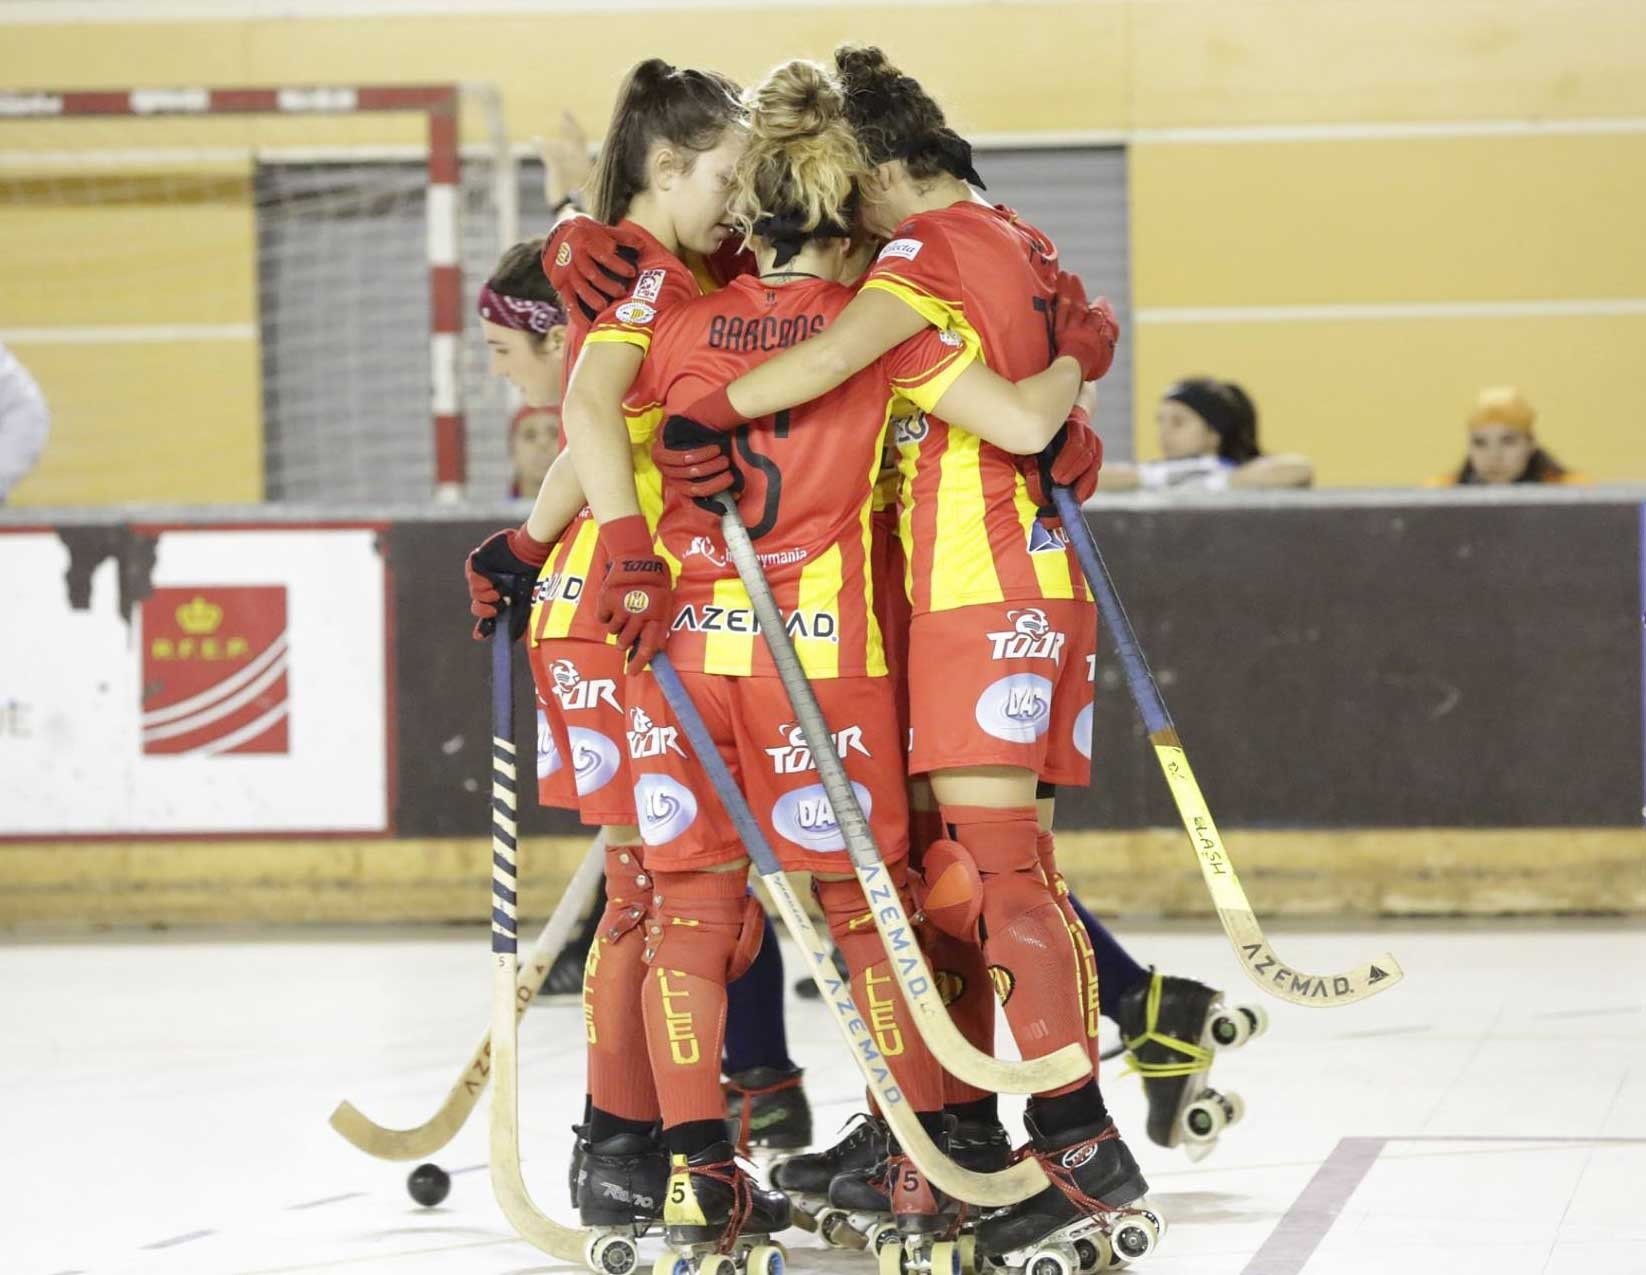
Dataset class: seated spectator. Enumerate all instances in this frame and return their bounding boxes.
[0,339,50,503]
[1100,377,1313,491]
[1432,386,1579,486]
[509,403,561,498]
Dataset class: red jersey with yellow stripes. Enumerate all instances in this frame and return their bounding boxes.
[530,222,713,646]
[860,200,1090,617]
[645,274,974,679]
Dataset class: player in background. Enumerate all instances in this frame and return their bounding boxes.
[641,45,1166,1266]
[629,58,1111,1258]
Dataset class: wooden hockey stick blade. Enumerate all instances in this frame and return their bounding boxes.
[490,953,589,1261]
[328,834,607,1159]
[756,872,1049,1206]
[717,503,1090,1095]
[1151,736,1404,1006]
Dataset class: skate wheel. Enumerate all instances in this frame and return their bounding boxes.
[1224,1091,1246,1125]
[868,1222,902,1254]
[1072,1234,1110,1275]
[1240,1005,1270,1037]
[651,1254,688,1275]
[1205,1007,1251,1050]
[1026,1247,1075,1275]
[957,1232,978,1275]
[700,1256,735,1275]
[588,1235,640,1275]
[877,1236,907,1275]
[1109,1217,1157,1264]
[931,1239,961,1275]
[819,1209,864,1251]
[746,1244,785,1275]
[1135,1208,1166,1243]
[1182,1090,1229,1143]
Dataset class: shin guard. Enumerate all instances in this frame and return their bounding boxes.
[1037,829,1101,1067]
[943,805,1094,1097]
[583,843,660,1123]
[813,870,947,1113]
[641,868,748,1128]
[926,927,996,1108]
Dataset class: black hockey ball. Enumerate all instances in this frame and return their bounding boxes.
[407,1162,451,1207]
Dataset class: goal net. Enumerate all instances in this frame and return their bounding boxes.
[0,84,526,505]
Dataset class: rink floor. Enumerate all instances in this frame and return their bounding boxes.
[6,919,1644,1275]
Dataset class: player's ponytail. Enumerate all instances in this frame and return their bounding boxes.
[588,58,746,224]
[832,44,983,188]
[730,59,866,261]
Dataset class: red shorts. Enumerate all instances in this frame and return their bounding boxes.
[906,599,1096,785]
[624,670,909,876]
[871,509,914,744]
[526,637,636,826]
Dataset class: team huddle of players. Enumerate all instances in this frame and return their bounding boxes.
[464,46,1217,1275]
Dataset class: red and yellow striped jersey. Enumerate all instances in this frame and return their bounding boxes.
[530,222,717,646]
[860,200,1089,617]
[644,275,972,678]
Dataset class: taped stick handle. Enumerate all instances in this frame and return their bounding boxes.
[490,619,520,958]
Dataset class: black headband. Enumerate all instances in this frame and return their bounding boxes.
[1164,380,1239,441]
[898,131,986,189]
[752,207,853,267]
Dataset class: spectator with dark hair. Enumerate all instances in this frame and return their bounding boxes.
[1101,376,1313,492]
[1432,386,1579,486]
[508,402,561,498]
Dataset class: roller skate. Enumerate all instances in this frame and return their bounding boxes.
[826,1123,968,1275]
[576,1129,667,1275]
[950,1115,1011,1174]
[769,1113,888,1244]
[724,1065,812,1154]
[1113,968,1268,1159]
[975,1115,1163,1275]
[651,1140,791,1275]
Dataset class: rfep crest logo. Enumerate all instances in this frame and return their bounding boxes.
[140,587,289,756]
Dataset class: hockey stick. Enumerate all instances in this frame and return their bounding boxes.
[649,652,1049,1206]
[328,833,606,1160]
[714,497,1089,1096]
[1050,485,1403,1007]
[487,626,603,1264]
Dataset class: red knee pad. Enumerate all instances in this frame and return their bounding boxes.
[940,805,1051,935]
[599,843,652,944]
[913,838,983,942]
[645,868,753,982]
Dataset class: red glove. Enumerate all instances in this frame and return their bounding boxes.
[542,217,641,323]
[1022,405,1103,518]
[595,515,672,673]
[654,414,742,507]
[1052,272,1120,382]
[465,525,553,640]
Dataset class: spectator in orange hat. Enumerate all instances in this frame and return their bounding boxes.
[1434,387,1579,486]
[509,402,561,498]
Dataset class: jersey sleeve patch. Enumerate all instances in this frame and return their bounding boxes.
[878,237,923,262]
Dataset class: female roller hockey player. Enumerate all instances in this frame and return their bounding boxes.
[649,45,1167,1272]
[463,62,801,1247]
[585,58,1108,1273]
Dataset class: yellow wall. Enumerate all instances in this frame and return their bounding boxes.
[2,0,1644,500]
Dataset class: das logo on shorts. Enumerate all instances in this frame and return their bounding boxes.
[770,780,874,853]
[635,773,698,845]
[140,587,289,756]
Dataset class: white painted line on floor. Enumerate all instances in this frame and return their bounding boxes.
[141,1227,217,1249]
[285,1192,366,1210]
[1241,1136,1385,1275]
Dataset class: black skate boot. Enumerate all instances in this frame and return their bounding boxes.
[827,1119,962,1267]
[658,1140,792,1275]
[1114,967,1267,1156]
[724,1065,812,1153]
[769,1112,888,1241]
[949,1115,1012,1174]
[575,1129,667,1275]
[975,1114,1163,1274]
[569,1118,590,1209]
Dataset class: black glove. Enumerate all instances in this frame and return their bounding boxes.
[465,526,551,641]
[659,415,743,514]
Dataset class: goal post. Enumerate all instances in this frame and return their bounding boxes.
[0,83,518,504]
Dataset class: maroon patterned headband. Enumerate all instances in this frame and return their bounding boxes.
[477,284,565,335]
